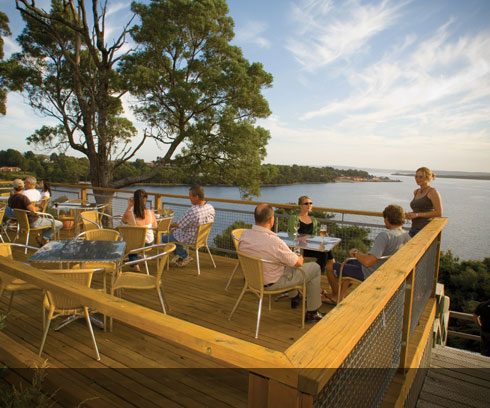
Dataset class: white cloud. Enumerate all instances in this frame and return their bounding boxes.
[286,0,408,71]
[106,1,131,17]
[297,18,490,163]
[235,20,271,48]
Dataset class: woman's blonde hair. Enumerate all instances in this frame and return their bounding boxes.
[416,167,435,180]
[298,195,311,205]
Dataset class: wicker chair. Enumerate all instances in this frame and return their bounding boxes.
[80,210,116,231]
[228,250,306,338]
[225,228,246,290]
[172,221,216,275]
[0,243,40,315]
[337,255,391,303]
[111,243,175,316]
[39,268,101,360]
[13,208,57,253]
[117,225,151,275]
[75,229,121,242]
[156,216,173,244]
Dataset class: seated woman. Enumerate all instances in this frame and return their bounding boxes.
[122,189,157,270]
[288,195,333,273]
[39,179,52,200]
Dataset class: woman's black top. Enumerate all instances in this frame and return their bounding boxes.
[298,220,314,235]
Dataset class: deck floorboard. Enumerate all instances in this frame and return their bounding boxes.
[0,243,333,406]
[417,346,490,408]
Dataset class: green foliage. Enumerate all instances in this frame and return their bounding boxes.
[0,149,89,183]
[8,0,137,188]
[0,11,12,115]
[0,315,57,407]
[213,220,252,254]
[121,0,273,196]
[437,251,490,352]
[0,364,57,408]
[438,251,490,314]
[260,164,372,184]
[328,223,372,260]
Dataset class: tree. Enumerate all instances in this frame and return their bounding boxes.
[0,11,12,115]
[9,0,145,193]
[121,0,273,196]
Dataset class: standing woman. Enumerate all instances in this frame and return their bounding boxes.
[122,189,157,267]
[288,195,333,273]
[405,167,443,237]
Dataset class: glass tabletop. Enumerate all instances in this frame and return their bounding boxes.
[277,231,341,252]
[29,240,126,263]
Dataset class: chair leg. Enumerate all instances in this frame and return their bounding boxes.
[38,317,52,357]
[206,245,216,268]
[24,232,30,254]
[83,307,101,361]
[225,262,239,291]
[195,248,200,275]
[144,255,150,275]
[7,292,15,314]
[156,286,167,314]
[229,286,247,320]
[255,298,264,339]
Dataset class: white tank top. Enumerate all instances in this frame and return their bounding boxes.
[131,211,154,244]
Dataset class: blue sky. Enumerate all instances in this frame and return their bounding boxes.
[1,0,490,172]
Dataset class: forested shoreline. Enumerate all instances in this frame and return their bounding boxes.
[0,148,381,186]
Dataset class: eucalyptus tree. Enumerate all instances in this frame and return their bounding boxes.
[0,11,12,115]
[121,0,273,196]
[11,0,143,190]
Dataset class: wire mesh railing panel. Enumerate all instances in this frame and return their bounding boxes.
[314,285,405,408]
[410,238,439,338]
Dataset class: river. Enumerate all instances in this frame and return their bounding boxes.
[135,169,489,261]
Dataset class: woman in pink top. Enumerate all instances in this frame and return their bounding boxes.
[122,189,157,269]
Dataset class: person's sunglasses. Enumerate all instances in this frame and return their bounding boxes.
[302,202,313,205]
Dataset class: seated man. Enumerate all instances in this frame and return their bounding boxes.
[163,184,214,267]
[8,178,62,246]
[239,204,325,323]
[324,204,410,304]
[22,176,42,205]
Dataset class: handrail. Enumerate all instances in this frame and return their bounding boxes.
[48,182,384,217]
[285,218,447,394]
[448,311,481,342]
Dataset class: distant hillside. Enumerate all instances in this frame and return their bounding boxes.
[392,171,490,181]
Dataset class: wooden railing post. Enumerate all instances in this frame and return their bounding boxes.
[154,194,162,210]
[80,187,87,201]
[248,373,314,408]
[400,268,415,371]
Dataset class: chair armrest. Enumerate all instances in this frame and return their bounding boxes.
[36,211,55,221]
[127,243,174,255]
[259,258,306,277]
[7,242,40,253]
[123,244,176,267]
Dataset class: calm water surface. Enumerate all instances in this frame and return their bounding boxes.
[138,171,489,261]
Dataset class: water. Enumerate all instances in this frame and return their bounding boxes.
[135,171,490,261]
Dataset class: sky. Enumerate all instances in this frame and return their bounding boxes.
[1,0,489,172]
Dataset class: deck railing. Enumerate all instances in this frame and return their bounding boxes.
[0,181,447,407]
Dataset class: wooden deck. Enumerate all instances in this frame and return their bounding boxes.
[417,346,490,408]
[0,241,336,407]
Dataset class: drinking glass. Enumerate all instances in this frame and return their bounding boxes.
[293,220,300,237]
[319,224,327,241]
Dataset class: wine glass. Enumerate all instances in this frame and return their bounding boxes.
[293,220,300,237]
[319,224,327,242]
